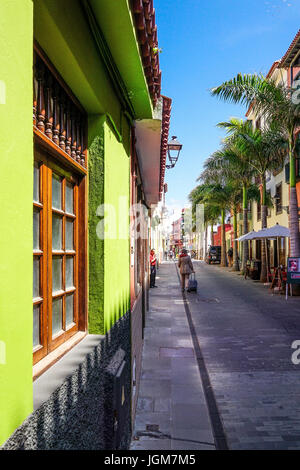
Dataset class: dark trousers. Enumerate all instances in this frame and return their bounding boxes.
[150,265,156,287]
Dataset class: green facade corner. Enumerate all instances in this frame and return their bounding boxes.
[104,120,131,333]
[0,0,34,446]
[88,115,131,335]
[0,0,159,447]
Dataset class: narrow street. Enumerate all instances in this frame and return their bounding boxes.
[132,261,300,450]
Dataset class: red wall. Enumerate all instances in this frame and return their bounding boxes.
[213,224,232,246]
[287,66,300,87]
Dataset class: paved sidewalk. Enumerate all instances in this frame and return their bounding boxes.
[130,261,216,450]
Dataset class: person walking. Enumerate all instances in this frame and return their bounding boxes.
[227,246,233,268]
[178,248,194,292]
[150,249,157,288]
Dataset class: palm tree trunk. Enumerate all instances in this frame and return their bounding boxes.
[232,207,239,271]
[242,183,249,273]
[221,209,227,267]
[260,177,268,283]
[205,224,208,258]
[289,187,300,256]
[289,143,300,257]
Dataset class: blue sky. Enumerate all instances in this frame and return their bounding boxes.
[156,0,300,215]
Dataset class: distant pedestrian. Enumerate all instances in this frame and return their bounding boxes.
[227,247,233,267]
[150,249,157,288]
[178,248,194,292]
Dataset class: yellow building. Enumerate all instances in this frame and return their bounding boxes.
[246,62,289,267]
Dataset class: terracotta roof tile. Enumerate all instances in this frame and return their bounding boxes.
[280,29,300,67]
[130,0,162,106]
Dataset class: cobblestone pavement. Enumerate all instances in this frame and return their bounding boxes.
[132,260,300,450]
[188,261,300,450]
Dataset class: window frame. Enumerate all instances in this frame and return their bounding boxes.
[257,201,261,221]
[33,159,48,363]
[266,190,271,218]
[275,183,283,215]
[33,147,87,365]
[32,42,88,367]
[47,160,79,353]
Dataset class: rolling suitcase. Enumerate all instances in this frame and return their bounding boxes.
[187,273,197,292]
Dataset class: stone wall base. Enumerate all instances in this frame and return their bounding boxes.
[2,312,131,450]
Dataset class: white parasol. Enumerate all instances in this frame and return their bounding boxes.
[252,223,290,272]
[253,223,290,239]
[236,231,258,242]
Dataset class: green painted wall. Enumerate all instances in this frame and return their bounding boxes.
[0,0,134,444]
[34,0,120,120]
[34,0,134,336]
[90,0,153,118]
[88,116,131,335]
[34,1,133,333]
[104,120,131,332]
[34,0,152,126]
[0,0,34,446]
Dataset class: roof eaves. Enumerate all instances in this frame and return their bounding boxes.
[159,96,172,198]
[266,60,281,78]
[280,29,300,68]
[130,0,161,108]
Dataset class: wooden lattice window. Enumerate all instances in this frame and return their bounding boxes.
[33,44,87,366]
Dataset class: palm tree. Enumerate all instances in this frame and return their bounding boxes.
[196,176,235,267]
[235,127,286,281]
[216,118,286,277]
[203,142,261,271]
[205,204,221,255]
[211,73,300,258]
[203,123,255,271]
[228,183,242,271]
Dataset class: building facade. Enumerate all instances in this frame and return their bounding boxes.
[0,0,171,449]
[246,51,296,268]
[169,216,183,255]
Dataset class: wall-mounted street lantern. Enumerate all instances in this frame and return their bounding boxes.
[166,136,182,169]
